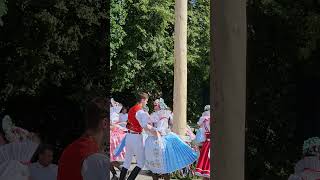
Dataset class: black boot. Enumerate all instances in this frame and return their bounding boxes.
[110,166,117,176]
[163,174,170,180]
[119,167,128,180]
[152,173,159,180]
[127,166,141,180]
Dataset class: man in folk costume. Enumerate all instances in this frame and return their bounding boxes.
[195,105,211,179]
[119,92,156,180]
[288,137,320,180]
[57,97,109,180]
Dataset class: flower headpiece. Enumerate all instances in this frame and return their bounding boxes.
[204,105,210,111]
[111,98,121,107]
[303,137,320,155]
[154,98,168,110]
[110,98,123,114]
[2,115,31,142]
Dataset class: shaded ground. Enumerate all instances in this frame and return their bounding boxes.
[110,159,201,180]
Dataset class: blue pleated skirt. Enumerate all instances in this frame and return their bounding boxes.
[145,132,198,174]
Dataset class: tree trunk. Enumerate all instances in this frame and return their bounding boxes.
[211,0,247,179]
[173,0,187,136]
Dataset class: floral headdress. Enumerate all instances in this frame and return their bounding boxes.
[201,105,210,117]
[2,115,32,142]
[110,98,123,114]
[154,98,168,110]
[204,105,210,111]
[303,137,320,156]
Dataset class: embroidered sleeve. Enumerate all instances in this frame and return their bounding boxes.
[135,110,149,128]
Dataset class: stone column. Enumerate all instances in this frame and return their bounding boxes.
[211,0,247,179]
[173,0,188,136]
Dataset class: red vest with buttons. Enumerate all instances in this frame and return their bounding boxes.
[126,104,143,133]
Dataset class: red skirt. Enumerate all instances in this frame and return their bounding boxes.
[195,138,210,178]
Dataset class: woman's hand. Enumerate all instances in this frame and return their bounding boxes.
[145,124,158,136]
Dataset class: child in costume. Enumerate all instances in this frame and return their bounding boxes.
[119,107,128,128]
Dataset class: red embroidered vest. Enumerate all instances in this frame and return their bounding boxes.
[127,104,143,133]
[57,136,99,180]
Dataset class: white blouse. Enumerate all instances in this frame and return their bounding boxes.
[197,113,210,132]
[119,113,128,122]
[151,110,171,136]
[29,162,57,180]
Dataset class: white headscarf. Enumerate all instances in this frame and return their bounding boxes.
[154,98,168,110]
[202,105,210,117]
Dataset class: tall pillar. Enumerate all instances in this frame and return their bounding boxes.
[211,0,246,179]
[173,0,188,136]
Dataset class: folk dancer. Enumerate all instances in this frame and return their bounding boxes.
[195,105,211,179]
[110,98,127,178]
[144,98,198,180]
[119,92,155,180]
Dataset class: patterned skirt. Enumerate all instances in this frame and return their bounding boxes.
[195,133,210,178]
[110,126,126,161]
[145,132,198,174]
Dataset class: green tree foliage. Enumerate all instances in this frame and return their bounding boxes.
[0,0,7,25]
[0,0,6,17]
[247,0,320,179]
[0,0,108,107]
[110,0,210,122]
[0,0,109,162]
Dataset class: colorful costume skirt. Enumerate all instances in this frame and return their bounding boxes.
[145,132,198,174]
[195,132,210,178]
[110,126,126,161]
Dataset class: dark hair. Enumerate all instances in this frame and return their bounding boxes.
[30,144,54,162]
[136,92,149,102]
[38,144,54,154]
[120,106,128,113]
[84,97,109,130]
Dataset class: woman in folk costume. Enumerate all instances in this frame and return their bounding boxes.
[0,115,40,180]
[195,105,211,179]
[288,137,320,180]
[152,102,198,178]
[145,98,198,180]
[110,98,127,162]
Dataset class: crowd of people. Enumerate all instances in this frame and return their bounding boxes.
[0,116,58,180]
[110,92,211,180]
[0,97,110,180]
[0,94,212,180]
